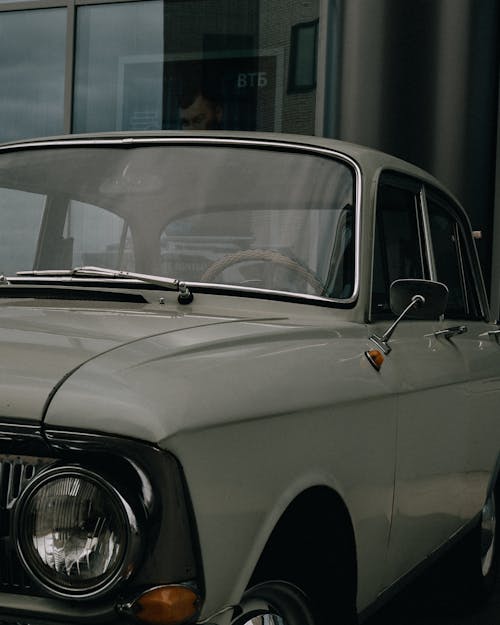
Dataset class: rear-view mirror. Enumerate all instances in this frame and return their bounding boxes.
[390,279,448,319]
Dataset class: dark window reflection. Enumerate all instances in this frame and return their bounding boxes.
[73,0,319,135]
[288,19,318,93]
[0,8,65,142]
[73,1,164,133]
[372,184,424,316]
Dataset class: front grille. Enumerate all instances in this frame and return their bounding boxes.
[0,455,55,593]
[1,458,41,512]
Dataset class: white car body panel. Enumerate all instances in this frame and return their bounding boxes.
[44,297,400,613]
[0,132,497,624]
[42,296,500,615]
[0,301,245,421]
[378,320,500,587]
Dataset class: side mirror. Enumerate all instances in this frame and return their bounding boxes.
[370,279,449,355]
[390,279,448,319]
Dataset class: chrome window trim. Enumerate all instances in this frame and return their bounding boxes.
[0,136,362,307]
[425,184,489,320]
[454,221,472,315]
[419,186,437,281]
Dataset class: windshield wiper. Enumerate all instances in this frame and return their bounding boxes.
[14,266,194,304]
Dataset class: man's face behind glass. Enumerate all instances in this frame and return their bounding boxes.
[180,94,223,130]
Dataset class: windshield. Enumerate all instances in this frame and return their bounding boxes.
[0,142,355,300]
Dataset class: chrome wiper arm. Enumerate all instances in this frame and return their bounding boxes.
[15,266,194,304]
[75,266,181,289]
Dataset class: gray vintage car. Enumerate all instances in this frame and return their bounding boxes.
[0,132,498,625]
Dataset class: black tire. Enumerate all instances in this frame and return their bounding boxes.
[232,581,317,625]
[463,488,498,603]
[438,488,498,612]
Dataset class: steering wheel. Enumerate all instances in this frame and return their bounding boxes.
[199,248,324,295]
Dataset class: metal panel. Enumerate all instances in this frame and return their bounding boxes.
[334,0,500,301]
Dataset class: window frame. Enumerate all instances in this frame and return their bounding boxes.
[0,0,330,138]
[287,18,319,94]
[423,184,487,321]
[370,171,487,322]
[370,172,430,320]
[0,1,144,136]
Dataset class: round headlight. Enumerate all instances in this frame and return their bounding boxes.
[15,466,135,599]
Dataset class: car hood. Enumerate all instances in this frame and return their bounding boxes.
[0,301,263,423]
[39,301,374,445]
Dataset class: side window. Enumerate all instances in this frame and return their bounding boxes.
[0,187,45,275]
[64,201,135,270]
[372,180,424,317]
[427,194,479,319]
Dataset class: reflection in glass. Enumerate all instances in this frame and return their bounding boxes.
[65,201,135,270]
[0,188,45,274]
[288,20,318,92]
[0,144,354,300]
[73,1,164,133]
[73,0,319,135]
[0,8,66,142]
[428,201,467,316]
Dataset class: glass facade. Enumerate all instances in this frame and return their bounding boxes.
[0,0,322,142]
[0,8,66,141]
[73,1,164,132]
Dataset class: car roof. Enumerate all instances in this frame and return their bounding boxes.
[0,130,460,207]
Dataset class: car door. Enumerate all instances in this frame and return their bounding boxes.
[370,173,492,588]
[424,186,500,527]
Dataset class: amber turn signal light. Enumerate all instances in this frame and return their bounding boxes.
[365,349,384,371]
[124,585,201,625]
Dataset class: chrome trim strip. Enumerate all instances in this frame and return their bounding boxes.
[185,281,353,305]
[4,277,354,307]
[0,136,362,307]
[420,186,437,280]
[424,184,490,321]
[454,221,472,315]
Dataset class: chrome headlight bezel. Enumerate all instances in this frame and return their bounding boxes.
[13,464,141,600]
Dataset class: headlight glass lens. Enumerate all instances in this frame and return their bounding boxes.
[17,470,129,596]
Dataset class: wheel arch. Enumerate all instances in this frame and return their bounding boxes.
[247,485,358,624]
